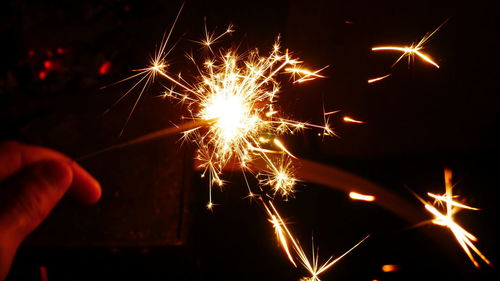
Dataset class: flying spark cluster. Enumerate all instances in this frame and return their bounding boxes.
[419,169,491,268]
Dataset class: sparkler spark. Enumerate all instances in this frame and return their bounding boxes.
[262,199,369,281]
[418,169,492,268]
[372,21,447,68]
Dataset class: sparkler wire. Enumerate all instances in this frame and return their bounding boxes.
[76,118,216,162]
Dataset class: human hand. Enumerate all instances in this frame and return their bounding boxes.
[0,140,101,280]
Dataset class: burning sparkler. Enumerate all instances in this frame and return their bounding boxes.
[372,21,447,68]
[417,168,492,268]
[262,199,369,281]
[106,12,332,207]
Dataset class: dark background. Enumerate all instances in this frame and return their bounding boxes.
[1,0,499,280]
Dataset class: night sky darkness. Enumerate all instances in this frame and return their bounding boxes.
[1,1,499,281]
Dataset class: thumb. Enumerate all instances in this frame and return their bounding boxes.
[0,160,73,243]
[0,160,73,281]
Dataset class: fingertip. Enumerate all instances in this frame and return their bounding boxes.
[69,162,102,205]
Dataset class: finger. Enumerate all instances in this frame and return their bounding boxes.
[0,141,101,204]
[68,161,101,204]
[0,160,73,242]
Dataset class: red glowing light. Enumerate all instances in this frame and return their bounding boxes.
[28,49,35,57]
[99,61,112,75]
[56,47,65,54]
[44,60,53,69]
[39,71,47,80]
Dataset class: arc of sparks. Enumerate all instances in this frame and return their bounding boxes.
[417,168,492,269]
[262,199,369,281]
[372,20,448,69]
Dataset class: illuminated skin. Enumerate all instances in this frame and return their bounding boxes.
[0,141,101,281]
[372,21,446,68]
[262,199,368,281]
[419,169,492,268]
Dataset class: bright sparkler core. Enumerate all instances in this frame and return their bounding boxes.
[201,94,255,142]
